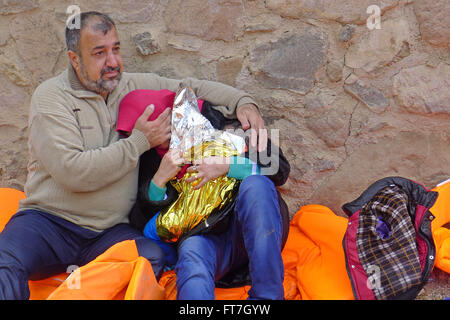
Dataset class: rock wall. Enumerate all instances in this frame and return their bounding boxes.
[0,0,449,217]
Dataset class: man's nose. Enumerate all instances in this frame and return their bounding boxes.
[106,50,119,68]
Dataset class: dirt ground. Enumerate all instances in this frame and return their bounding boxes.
[416,268,450,300]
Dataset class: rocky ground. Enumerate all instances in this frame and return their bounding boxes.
[417,268,449,300]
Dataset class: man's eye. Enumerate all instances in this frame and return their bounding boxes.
[95,51,104,56]
[113,47,120,52]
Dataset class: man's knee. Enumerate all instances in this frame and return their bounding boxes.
[0,251,30,299]
[135,238,166,279]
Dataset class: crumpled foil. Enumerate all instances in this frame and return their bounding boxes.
[156,168,239,243]
[156,86,245,243]
[169,85,245,162]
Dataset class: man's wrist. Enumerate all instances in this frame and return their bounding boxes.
[129,128,151,153]
[236,99,259,112]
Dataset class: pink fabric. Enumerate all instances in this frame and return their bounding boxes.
[117,89,204,158]
[414,204,429,272]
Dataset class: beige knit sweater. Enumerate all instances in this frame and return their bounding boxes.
[18,67,258,232]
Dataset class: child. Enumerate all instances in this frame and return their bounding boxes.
[117,88,290,298]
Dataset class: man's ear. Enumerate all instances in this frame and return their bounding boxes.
[68,50,81,71]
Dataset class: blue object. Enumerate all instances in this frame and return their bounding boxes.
[175,175,284,300]
[376,217,392,240]
[143,213,178,267]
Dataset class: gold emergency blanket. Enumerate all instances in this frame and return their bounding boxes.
[156,142,240,243]
[156,86,246,243]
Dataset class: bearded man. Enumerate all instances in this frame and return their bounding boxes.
[0,11,266,300]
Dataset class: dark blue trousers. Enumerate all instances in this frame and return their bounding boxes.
[175,175,285,300]
[0,210,165,300]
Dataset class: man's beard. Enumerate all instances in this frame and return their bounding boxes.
[78,61,122,95]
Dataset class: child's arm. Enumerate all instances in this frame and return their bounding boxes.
[227,156,260,180]
[148,180,167,201]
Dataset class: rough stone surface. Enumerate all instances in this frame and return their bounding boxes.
[306,109,350,148]
[216,57,243,87]
[393,64,450,115]
[244,15,280,33]
[0,45,31,87]
[0,16,10,46]
[9,13,64,85]
[250,32,327,94]
[0,0,39,15]
[413,0,450,48]
[266,0,399,24]
[339,24,355,42]
[73,0,169,24]
[167,34,203,52]
[310,131,450,216]
[165,0,245,42]
[0,0,448,299]
[326,60,343,82]
[345,17,412,72]
[344,78,389,113]
[132,32,161,56]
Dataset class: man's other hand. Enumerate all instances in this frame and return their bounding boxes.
[236,103,267,152]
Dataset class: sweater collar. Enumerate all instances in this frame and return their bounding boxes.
[68,64,90,92]
[66,64,98,99]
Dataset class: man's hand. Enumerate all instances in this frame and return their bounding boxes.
[134,104,172,148]
[185,157,230,190]
[236,103,267,152]
[152,149,185,188]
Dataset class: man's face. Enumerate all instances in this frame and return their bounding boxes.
[75,24,123,96]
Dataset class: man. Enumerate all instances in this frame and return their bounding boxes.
[0,11,267,300]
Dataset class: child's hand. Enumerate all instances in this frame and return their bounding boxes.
[185,157,230,190]
[153,149,185,188]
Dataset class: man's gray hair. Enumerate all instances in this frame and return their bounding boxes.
[65,11,116,54]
